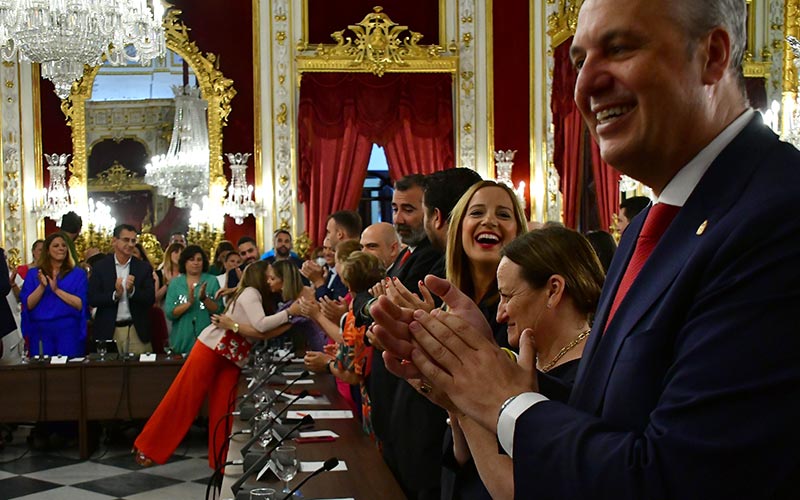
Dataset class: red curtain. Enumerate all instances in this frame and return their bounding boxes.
[590,141,620,232]
[552,41,582,228]
[298,73,454,245]
[382,75,454,180]
[551,39,620,229]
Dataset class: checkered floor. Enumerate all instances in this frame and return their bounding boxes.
[0,425,214,500]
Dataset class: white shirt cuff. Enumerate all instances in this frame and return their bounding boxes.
[497,392,549,457]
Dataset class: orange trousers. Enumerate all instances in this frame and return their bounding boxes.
[134,341,240,469]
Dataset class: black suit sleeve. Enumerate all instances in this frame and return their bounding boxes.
[88,259,116,308]
[129,261,155,307]
[0,249,10,297]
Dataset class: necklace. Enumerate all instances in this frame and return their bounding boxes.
[538,328,591,373]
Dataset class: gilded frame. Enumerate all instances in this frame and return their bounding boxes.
[296,6,458,77]
[60,8,237,211]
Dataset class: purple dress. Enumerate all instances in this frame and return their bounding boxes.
[279,300,327,351]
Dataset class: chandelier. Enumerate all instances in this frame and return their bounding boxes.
[31,153,74,220]
[0,0,165,99]
[145,85,210,209]
[222,152,265,224]
[494,149,527,207]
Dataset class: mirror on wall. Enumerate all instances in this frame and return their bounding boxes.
[86,50,197,242]
[64,8,236,246]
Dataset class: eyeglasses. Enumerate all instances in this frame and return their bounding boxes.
[119,237,137,244]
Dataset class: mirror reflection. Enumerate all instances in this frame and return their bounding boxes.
[85,49,200,243]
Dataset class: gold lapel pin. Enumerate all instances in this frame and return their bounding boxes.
[696,220,708,235]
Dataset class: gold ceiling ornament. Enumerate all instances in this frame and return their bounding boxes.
[62,8,237,209]
[296,6,457,76]
[547,0,582,48]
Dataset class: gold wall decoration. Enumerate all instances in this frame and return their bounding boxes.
[296,6,457,76]
[547,0,582,48]
[188,223,224,265]
[62,8,237,210]
[1,59,25,268]
[293,232,312,260]
[89,162,142,192]
[784,0,800,94]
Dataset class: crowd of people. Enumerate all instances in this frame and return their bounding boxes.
[1,0,798,496]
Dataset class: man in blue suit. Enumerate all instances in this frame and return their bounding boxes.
[372,0,800,498]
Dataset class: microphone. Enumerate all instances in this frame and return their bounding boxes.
[237,370,310,421]
[240,390,310,457]
[231,415,313,499]
[280,458,340,500]
[237,350,298,406]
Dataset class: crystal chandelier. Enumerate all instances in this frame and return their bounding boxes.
[31,153,74,220]
[222,152,265,224]
[0,0,165,99]
[494,149,527,207]
[145,85,210,209]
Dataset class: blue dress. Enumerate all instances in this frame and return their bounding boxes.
[20,267,88,357]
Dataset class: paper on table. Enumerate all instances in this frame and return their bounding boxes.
[300,460,347,472]
[139,353,157,362]
[290,358,305,363]
[278,393,330,405]
[289,379,314,385]
[298,430,340,438]
[256,459,278,481]
[286,410,354,419]
[50,355,68,365]
[282,371,305,376]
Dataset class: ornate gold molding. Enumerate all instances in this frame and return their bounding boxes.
[296,6,457,76]
[547,0,582,48]
[62,8,237,209]
[88,161,151,193]
[784,0,800,93]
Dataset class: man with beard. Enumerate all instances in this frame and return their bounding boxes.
[263,229,303,269]
[359,174,445,499]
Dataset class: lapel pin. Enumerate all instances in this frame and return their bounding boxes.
[696,220,708,235]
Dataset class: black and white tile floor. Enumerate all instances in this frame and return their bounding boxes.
[0,425,213,500]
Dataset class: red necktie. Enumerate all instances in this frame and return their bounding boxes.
[398,248,411,268]
[605,203,680,329]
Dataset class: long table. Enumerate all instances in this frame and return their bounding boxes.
[0,355,186,458]
[220,368,405,499]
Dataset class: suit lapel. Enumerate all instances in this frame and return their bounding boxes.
[570,116,779,414]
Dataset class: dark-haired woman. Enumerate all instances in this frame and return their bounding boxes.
[443,226,606,499]
[165,245,222,354]
[20,233,88,356]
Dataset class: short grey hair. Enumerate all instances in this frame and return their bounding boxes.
[672,0,747,75]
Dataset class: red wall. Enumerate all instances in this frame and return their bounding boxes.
[39,0,256,248]
[492,0,532,217]
[307,0,439,45]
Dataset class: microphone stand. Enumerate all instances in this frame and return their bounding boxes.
[280,458,340,500]
[230,415,313,500]
[240,390,310,458]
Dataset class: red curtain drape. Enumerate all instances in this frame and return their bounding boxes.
[551,39,620,229]
[382,75,454,180]
[590,141,620,232]
[298,73,454,245]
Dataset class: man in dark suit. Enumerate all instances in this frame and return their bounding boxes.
[373,0,800,498]
[89,224,155,354]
